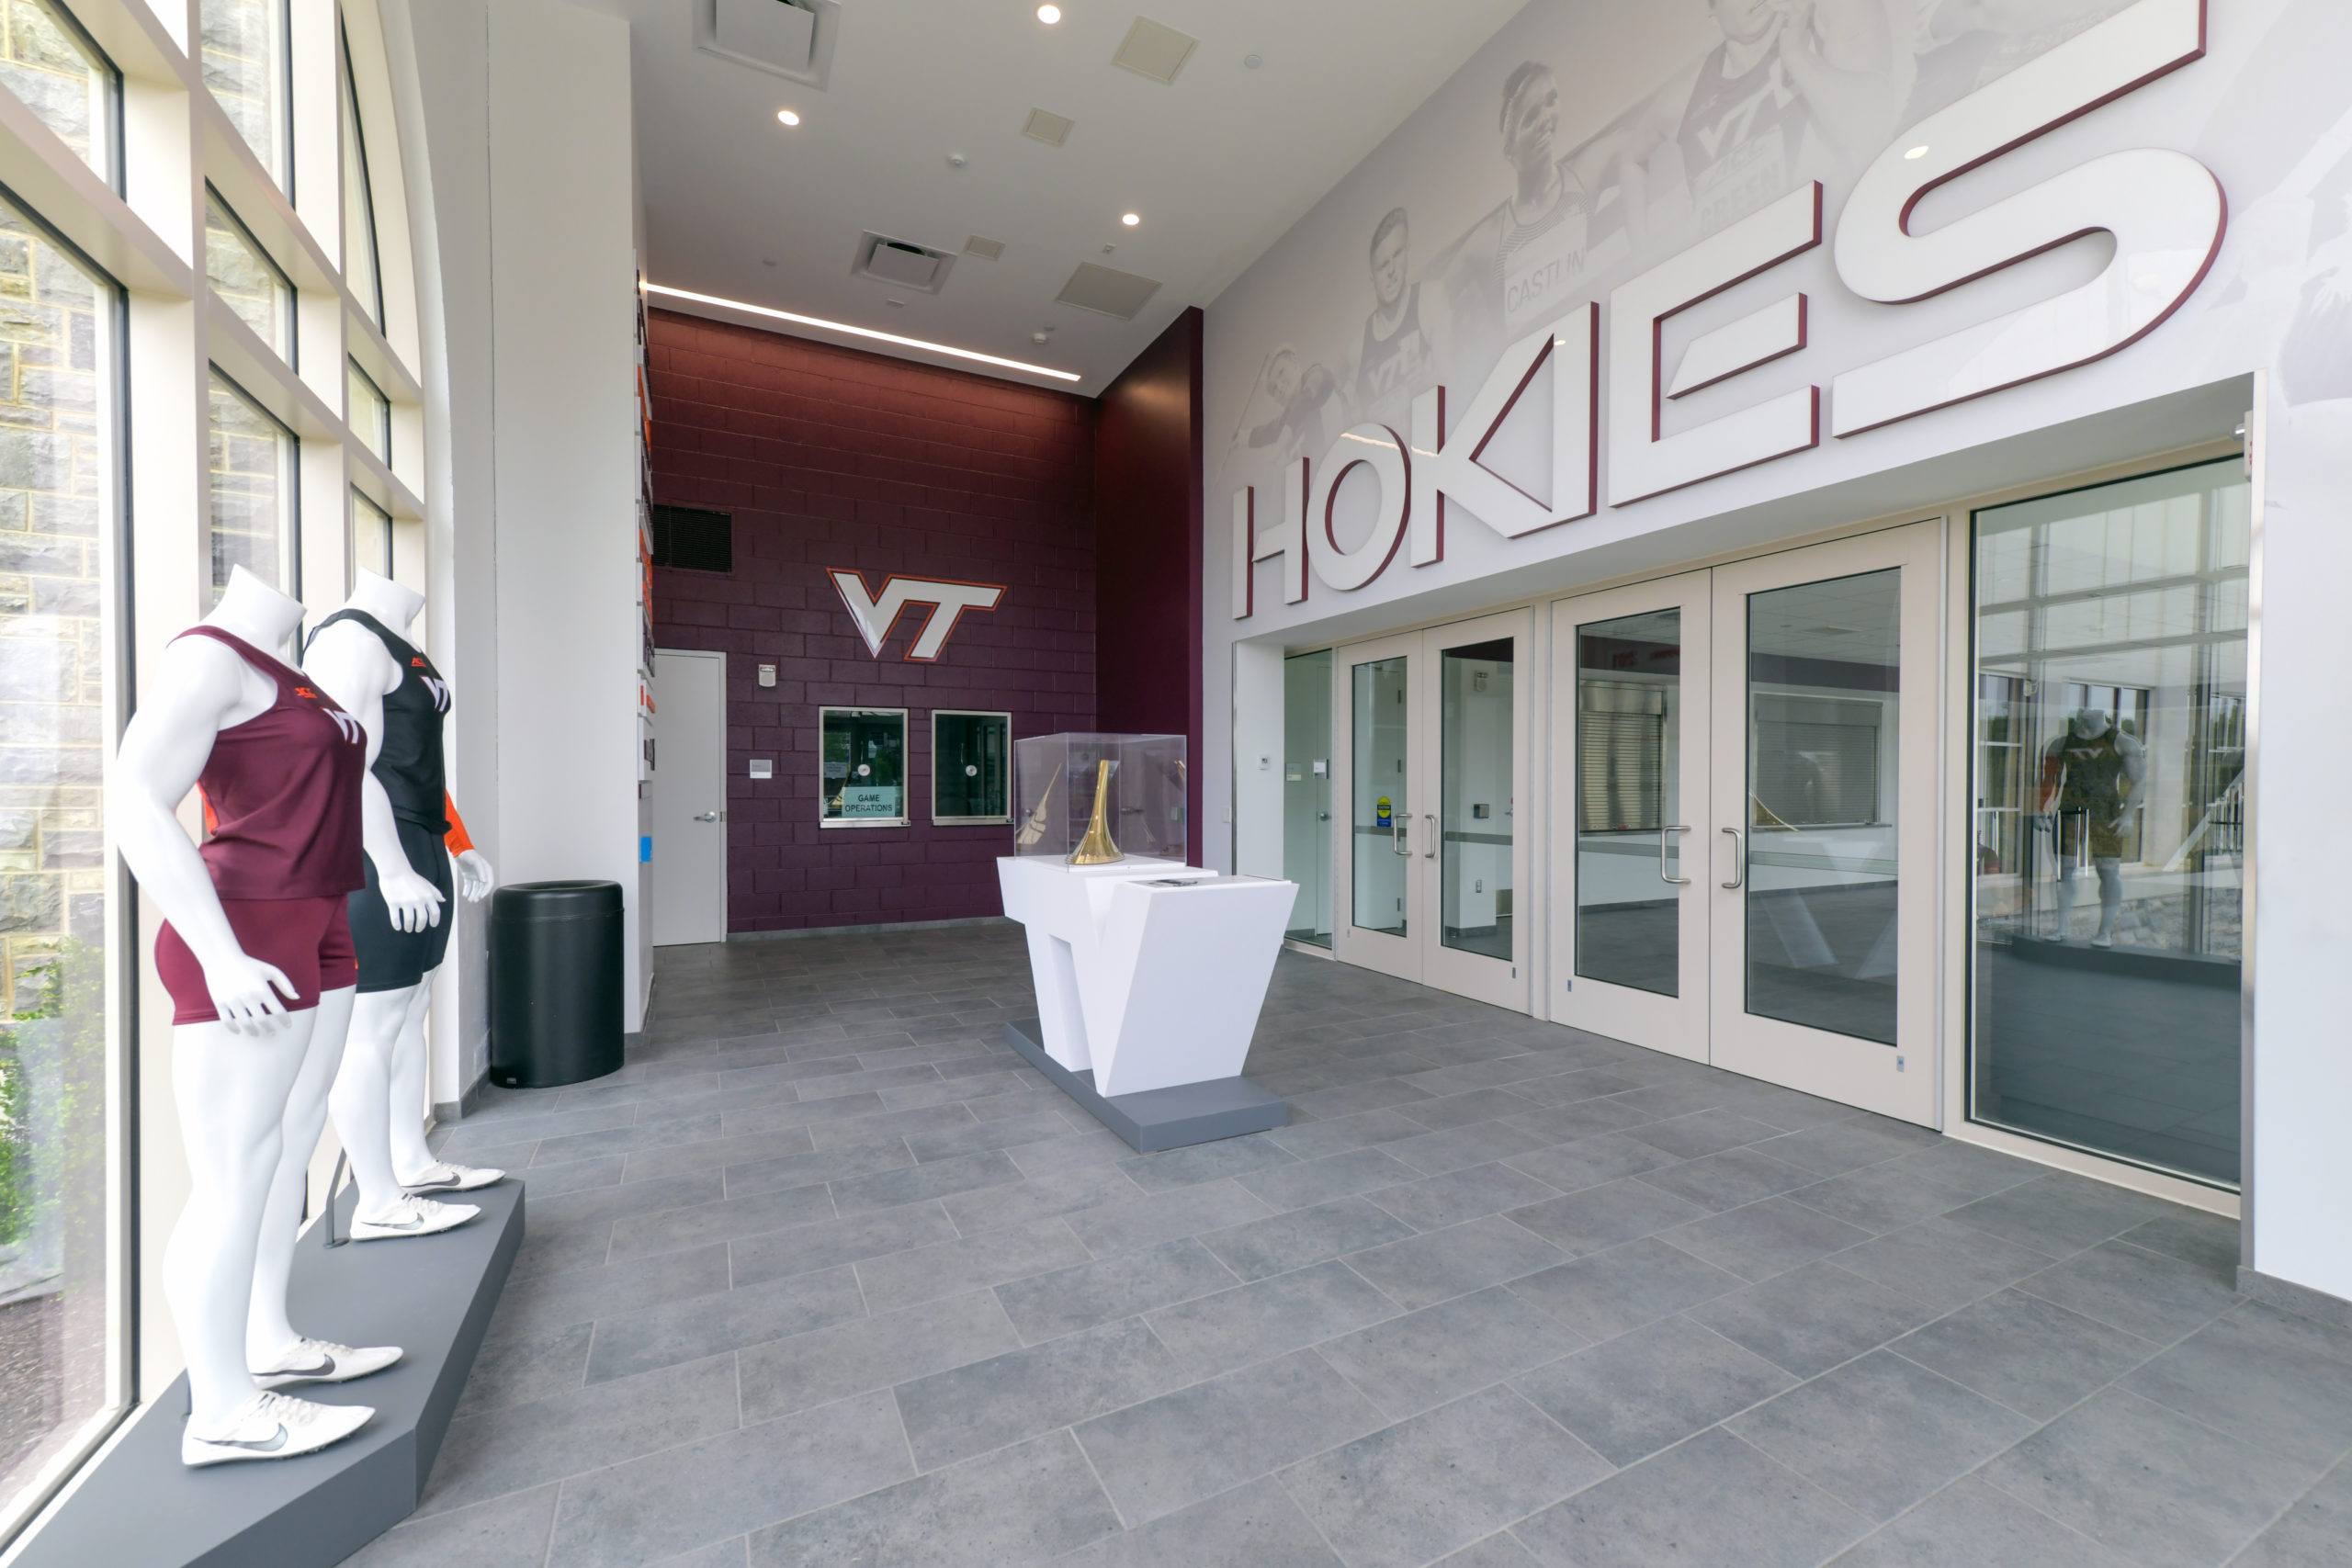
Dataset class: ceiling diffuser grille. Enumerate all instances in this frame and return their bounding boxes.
[1112,17,1197,84]
[1022,107,1074,147]
[1055,263,1161,321]
[963,236,1005,260]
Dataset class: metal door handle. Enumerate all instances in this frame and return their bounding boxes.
[1392,819,1410,856]
[1659,825,1691,886]
[1424,814,1437,859]
[694,812,719,822]
[1721,826,1745,889]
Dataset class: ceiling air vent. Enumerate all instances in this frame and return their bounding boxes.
[696,0,840,88]
[853,232,956,293]
[963,236,1005,260]
[1022,107,1074,147]
[1056,263,1161,321]
[651,506,733,573]
[1112,17,1197,84]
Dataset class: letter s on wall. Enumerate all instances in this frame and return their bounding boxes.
[1830,0,2223,437]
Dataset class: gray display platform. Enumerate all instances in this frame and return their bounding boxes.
[1005,1017,1287,1152]
[17,1179,524,1568]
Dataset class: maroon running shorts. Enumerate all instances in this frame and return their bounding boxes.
[157,896,357,1025]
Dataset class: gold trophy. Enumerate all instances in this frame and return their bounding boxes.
[1069,758,1125,865]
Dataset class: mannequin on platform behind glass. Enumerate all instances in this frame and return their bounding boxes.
[2039,707,2148,947]
[305,569,501,1238]
[111,566,398,1468]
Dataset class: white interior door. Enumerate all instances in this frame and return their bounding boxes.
[1708,524,1941,1124]
[1332,633,1422,983]
[1418,609,1532,1011]
[651,648,728,946]
[1550,573,1712,1059]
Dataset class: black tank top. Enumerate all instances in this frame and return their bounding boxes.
[306,608,449,832]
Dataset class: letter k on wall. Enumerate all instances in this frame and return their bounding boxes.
[826,569,1008,661]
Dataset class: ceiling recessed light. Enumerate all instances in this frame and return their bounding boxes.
[1036,4,1060,21]
[777,108,800,126]
[1904,144,1928,159]
[1243,53,1262,69]
[1121,212,1140,227]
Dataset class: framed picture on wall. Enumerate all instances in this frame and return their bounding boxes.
[820,706,909,827]
[933,710,1012,825]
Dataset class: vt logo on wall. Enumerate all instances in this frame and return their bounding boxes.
[827,569,1007,661]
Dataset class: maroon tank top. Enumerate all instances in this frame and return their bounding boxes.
[176,626,367,898]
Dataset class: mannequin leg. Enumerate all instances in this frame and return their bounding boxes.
[247,986,357,1365]
[387,974,439,1183]
[328,983,424,1219]
[165,1010,316,1434]
[2094,858,2124,945]
[2052,864,2078,940]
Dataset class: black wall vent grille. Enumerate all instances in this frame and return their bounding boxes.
[651,505,733,572]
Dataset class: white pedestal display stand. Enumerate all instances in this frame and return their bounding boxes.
[998,855,1297,1150]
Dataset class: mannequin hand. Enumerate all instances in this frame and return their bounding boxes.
[456,849,496,902]
[379,865,446,933]
[200,949,300,1032]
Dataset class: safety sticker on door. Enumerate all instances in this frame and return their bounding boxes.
[1375,796,1393,828]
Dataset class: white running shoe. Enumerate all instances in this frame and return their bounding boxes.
[182,1392,372,1467]
[401,1161,505,1194]
[252,1337,402,1391]
[348,1194,480,1242]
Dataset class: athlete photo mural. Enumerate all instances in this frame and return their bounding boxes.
[1210,0,2153,520]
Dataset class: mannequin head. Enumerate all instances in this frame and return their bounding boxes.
[346,567,424,632]
[2071,708,2112,739]
[208,564,305,647]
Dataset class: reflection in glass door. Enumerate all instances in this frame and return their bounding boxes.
[1283,649,1333,947]
[1440,639,1513,960]
[1352,655,1411,939]
[1741,570,1902,1045]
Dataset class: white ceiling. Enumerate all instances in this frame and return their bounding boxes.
[594,0,1532,394]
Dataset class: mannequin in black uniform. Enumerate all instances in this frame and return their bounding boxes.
[306,570,501,1239]
[2038,707,2146,947]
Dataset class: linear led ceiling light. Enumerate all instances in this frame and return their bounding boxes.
[641,283,1082,382]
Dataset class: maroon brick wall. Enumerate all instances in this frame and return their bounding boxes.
[645,309,1097,933]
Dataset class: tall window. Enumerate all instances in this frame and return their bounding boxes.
[202,188,292,363]
[0,194,122,1539]
[350,487,390,586]
[0,0,114,183]
[206,370,295,604]
[346,358,388,466]
[1971,459,2250,1188]
[340,23,382,327]
[199,0,288,183]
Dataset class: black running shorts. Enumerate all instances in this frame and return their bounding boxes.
[348,818,455,993]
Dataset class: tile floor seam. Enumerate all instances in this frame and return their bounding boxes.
[1066,1420,1132,1532]
[1266,1465,1354,1565]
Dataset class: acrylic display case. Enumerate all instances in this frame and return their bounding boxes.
[1012,732,1188,865]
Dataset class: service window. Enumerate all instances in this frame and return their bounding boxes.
[820,707,909,827]
[933,710,1012,824]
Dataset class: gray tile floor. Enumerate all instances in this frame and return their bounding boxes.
[340,925,2347,1568]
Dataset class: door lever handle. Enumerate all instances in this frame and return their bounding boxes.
[1659,825,1691,886]
[695,811,719,822]
[1721,826,1746,890]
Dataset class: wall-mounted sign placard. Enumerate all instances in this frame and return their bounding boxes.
[827,568,1008,660]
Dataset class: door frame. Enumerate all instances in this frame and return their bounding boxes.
[650,647,729,947]
[1549,571,1713,1061]
[1706,520,1944,1125]
[1329,629,1424,984]
[1419,606,1534,1013]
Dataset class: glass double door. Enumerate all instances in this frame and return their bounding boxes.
[1552,525,1939,1124]
[1334,610,1531,1010]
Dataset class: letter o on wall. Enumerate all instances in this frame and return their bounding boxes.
[1306,423,1411,592]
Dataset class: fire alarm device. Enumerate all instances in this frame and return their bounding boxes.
[749,759,774,780]
[758,664,776,686]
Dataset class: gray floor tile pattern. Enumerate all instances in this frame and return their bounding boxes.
[334,926,2339,1568]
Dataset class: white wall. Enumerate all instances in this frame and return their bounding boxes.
[402,0,650,1068]
[1200,0,2352,1303]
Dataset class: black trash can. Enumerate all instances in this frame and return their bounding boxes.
[490,880,625,1089]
